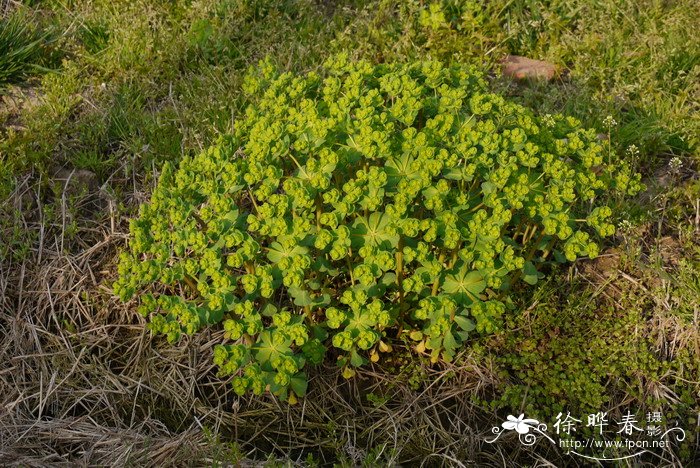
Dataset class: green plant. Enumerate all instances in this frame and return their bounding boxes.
[0,11,49,86]
[114,56,642,402]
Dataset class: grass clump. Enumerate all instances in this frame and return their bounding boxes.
[114,56,642,402]
[0,11,49,87]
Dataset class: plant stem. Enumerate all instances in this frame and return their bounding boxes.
[315,195,322,229]
[447,248,459,269]
[431,252,446,296]
[244,261,255,275]
[396,236,404,309]
[346,256,355,285]
[183,275,198,296]
[541,236,557,260]
[247,187,259,214]
[191,212,207,230]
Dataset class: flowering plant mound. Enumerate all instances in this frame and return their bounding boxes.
[114,56,642,402]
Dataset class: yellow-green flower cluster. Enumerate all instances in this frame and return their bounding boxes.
[114,56,642,400]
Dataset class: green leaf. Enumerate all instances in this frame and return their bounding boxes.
[223,208,242,223]
[426,336,442,350]
[454,315,475,332]
[288,287,313,307]
[266,242,286,263]
[252,330,291,369]
[290,372,308,397]
[313,257,339,275]
[350,349,365,367]
[442,267,486,295]
[380,272,397,285]
[553,250,567,263]
[442,266,486,305]
[385,152,418,182]
[314,293,331,306]
[462,271,486,294]
[522,261,539,285]
[311,325,329,341]
[266,242,308,264]
[421,186,440,200]
[443,331,458,353]
[200,306,223,324]
[481,181,496,195]
[350,212,400,248]
[442,167,463,180]
[261,303,278,317]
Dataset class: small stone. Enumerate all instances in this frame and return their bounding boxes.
[52,168,99,197]
[501,55,559,81]
[51,168,106,216]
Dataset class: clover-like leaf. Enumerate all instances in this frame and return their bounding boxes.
[350,212,400,248]
[442,265,486,305]
[266,242,308,264]
[252,330,292,370]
